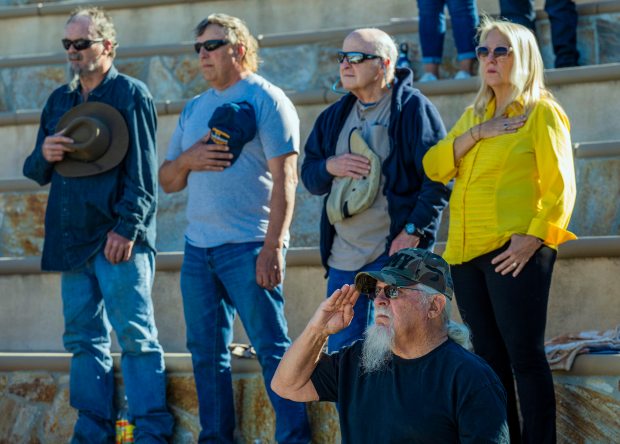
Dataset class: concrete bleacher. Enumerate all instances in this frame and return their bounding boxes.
[0,0,619,442]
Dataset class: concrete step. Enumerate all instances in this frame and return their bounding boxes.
[0,65,618,254]
[2,1,620,113]
[0,239,618,353]
[0,0,589,56]
[1,138,618,256]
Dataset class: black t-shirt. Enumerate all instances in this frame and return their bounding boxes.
[310,339,509,443]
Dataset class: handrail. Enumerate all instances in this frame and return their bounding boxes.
[0,351,616,376]
[0,352,260,373]
[0,63,619,128]
[1,237,619,275]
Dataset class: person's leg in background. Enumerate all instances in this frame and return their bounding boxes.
[417,0,447,81]
[446,0,479,79]
[326,252,390,353]
[216,242,311,444]
[499,0,536,31]
[451,260,522,444]
[545,0,579,67]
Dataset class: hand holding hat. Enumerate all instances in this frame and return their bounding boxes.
[206,101,257,165]
[326,129,381,224]
[53,102,129,178]
[41,130,76,163]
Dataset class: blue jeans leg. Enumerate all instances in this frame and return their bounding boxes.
[417,0,447,64]
[62,266,116,444]
[181,242,311,444]
[446,0,478,61]
[326,253,390,353]
[62,244,173,444]
[181,242,236,444]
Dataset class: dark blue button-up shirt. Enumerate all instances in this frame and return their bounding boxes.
[23,65,158,271]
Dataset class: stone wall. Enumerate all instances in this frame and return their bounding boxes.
[1,365,618,443]
[2,12,620,114]
[0,369,339,444]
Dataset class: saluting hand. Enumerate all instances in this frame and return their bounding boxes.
[308,284,360,336]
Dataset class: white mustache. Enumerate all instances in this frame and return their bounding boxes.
[375,306,392,320]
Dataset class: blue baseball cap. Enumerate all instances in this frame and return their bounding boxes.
[208,101,257,164]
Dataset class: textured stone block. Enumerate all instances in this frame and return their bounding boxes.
[555,376,620,443]
[8,373,56,403]
[41,383,76,443]
[0,192,47,257]
[0,396,42,443]
[597,14,620,64]
[167,374,199,416]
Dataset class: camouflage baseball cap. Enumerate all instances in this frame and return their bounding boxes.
[354,248,454,299]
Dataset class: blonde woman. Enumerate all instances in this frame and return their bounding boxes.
[423,18,576,443]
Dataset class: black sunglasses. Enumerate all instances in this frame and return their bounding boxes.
[194,39,230,54]
[337,51,382,65]
[61,38,104,51]
[475,46,513,59]
[368,285,426,301]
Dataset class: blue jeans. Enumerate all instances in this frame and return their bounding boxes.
[326,253,390,353]
[499,0,579,68]
[180,241,311,444]
[417,0,479,63]
[61,244,173,444]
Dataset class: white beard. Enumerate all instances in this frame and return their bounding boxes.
[361,308,395,373]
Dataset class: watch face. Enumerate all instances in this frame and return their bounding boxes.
[405,223,415,235]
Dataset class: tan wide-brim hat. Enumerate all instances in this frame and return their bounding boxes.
[54,102,129,178]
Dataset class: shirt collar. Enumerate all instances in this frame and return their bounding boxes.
[65,65,118,98]
[484,96,526,119]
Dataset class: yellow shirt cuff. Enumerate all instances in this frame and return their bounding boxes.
[527,217,577,247]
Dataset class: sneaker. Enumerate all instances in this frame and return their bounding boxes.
[454,70,472,80]
[418,72,438,82]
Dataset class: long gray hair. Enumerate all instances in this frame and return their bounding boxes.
[417,284,473,350]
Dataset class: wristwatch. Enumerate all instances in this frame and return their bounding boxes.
[405,223,424,237]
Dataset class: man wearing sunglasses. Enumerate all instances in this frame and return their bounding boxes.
[301,28,450,355]
[159,13,311,444]
[23,6,174,443]
[272,248,509,443]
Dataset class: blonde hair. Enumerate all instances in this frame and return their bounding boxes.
[194,14,259,73]
[473,16,553,118]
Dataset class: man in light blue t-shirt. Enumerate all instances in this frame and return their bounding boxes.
[159,13,311,444]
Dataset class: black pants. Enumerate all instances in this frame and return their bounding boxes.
[452,243,557,444]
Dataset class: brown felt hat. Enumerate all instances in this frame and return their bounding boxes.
[54,102,129,177]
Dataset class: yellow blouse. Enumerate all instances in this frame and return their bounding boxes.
[423,98,577,265]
